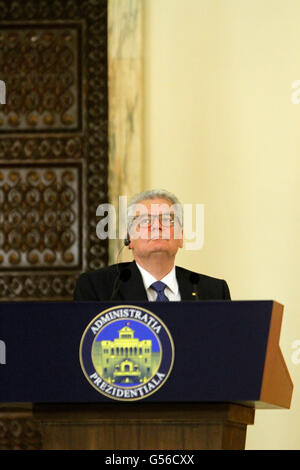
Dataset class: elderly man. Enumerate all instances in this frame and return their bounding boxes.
[73,189,231,301]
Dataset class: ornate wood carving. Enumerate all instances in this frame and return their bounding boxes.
[0,412,42,450]
[0,26,80,131]
[0,0,108,300]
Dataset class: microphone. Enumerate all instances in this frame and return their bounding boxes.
[189,273,199,300]
[110,268,132,300]
[124,236,130,246]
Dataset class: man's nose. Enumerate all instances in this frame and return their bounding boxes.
[151,215,162,230]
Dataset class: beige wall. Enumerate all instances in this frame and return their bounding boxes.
[143,0,300,449]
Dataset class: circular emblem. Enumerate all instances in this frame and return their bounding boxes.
[79,305,174,401]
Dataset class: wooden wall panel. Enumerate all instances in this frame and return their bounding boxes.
[0,0,108,300]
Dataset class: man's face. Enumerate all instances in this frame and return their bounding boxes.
[128,198,183,260]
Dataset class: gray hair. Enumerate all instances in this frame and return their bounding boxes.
[127,189,183,230]
[128,189,181,208]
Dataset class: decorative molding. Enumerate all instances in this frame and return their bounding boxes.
[0,407,42,450]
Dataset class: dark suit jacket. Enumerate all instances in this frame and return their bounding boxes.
[73,261,231,301]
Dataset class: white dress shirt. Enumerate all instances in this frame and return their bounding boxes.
[135,262,181,301]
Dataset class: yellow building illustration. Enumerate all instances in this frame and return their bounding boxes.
[92,325,161,385]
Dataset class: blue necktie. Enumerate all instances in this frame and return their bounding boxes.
[151,281,169,301]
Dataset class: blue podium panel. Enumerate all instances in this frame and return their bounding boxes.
[0,300,291,407]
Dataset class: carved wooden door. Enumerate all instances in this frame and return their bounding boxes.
[0,0,108,301]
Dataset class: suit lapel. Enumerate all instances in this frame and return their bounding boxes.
[176,266,195,300]
[118,261,148,301]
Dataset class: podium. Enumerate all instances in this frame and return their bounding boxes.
[0,300,293,450]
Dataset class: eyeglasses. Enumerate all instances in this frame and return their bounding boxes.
[133,213,178,228]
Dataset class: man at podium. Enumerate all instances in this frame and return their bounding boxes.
[73,189,231,301]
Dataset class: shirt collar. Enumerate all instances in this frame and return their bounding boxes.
[135,262,178,295]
